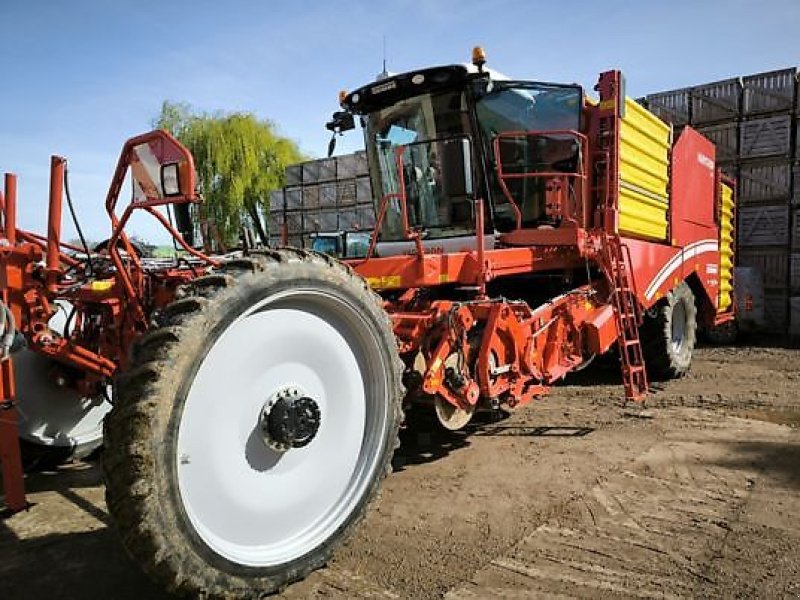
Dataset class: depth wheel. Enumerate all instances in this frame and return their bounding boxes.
[104,250,403,598]
[640,281,697,380]
[15,300,111,470]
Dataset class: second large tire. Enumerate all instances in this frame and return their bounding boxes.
[104,249,404,598]
[640,281,697,380]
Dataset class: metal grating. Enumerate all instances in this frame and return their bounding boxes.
[358,203,377,229]
[337,207,358,231]
[317,158,337,182]
[796,119,800,160]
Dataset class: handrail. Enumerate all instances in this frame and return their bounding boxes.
[102,130,218,325]
[366,135,475,260]
[492,129,589,229]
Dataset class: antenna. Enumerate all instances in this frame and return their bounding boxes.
[377,35,390,81]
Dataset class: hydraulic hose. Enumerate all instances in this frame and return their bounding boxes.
[64,164,94,276]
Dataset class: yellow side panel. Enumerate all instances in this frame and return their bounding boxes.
[618,98,671,241]
[619,186,669,241]
[718,182,735,312]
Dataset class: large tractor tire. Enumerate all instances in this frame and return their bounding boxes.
[104,249,403,598]
[640,282,697,380]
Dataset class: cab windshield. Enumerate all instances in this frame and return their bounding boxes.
[364,81,583,238]
[475,82,583,230]
[366,91,474,241]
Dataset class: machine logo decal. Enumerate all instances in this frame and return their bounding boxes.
[371,80,397,94]
[697,153,714,171]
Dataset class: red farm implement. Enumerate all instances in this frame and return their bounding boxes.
[1,49,736,598]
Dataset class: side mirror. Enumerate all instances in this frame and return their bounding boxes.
[325,111,355,133]
[325,111,356,157]
[161,162,181,196]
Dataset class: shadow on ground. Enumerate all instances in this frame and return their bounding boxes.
[0,462,166,600]
[393,406,595,472]
[712,440,800,491]
[0,526,167,600]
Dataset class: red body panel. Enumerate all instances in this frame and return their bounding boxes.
[624,236,721,311]
[671,129,718,246]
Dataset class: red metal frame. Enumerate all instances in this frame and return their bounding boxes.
[0,130,218,513]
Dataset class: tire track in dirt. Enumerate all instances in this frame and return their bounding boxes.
[445,411,789,599]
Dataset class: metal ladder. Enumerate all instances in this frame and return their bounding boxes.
[602,234,648,402]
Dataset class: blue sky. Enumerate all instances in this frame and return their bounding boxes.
[1,0,797,243]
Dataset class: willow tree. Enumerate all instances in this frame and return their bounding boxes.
[154,101,304,244]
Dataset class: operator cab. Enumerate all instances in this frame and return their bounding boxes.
[335,52,586,256]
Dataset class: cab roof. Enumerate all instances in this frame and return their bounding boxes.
[342,64,509,114]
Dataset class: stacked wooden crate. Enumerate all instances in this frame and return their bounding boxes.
[267,151,374,248]
[645,68,799,334]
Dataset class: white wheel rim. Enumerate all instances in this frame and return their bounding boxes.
[176,290,388,567]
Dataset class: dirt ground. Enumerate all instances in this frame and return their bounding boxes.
[2,344,799,599]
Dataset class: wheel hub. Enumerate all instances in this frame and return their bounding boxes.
[261,388,321,452]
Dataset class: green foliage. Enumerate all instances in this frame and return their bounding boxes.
[154,101,305,243]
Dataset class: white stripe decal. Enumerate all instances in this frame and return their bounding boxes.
[644,239,719,300]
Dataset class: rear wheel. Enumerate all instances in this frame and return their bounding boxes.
[641,282,697,380]
[104,250,403,598]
